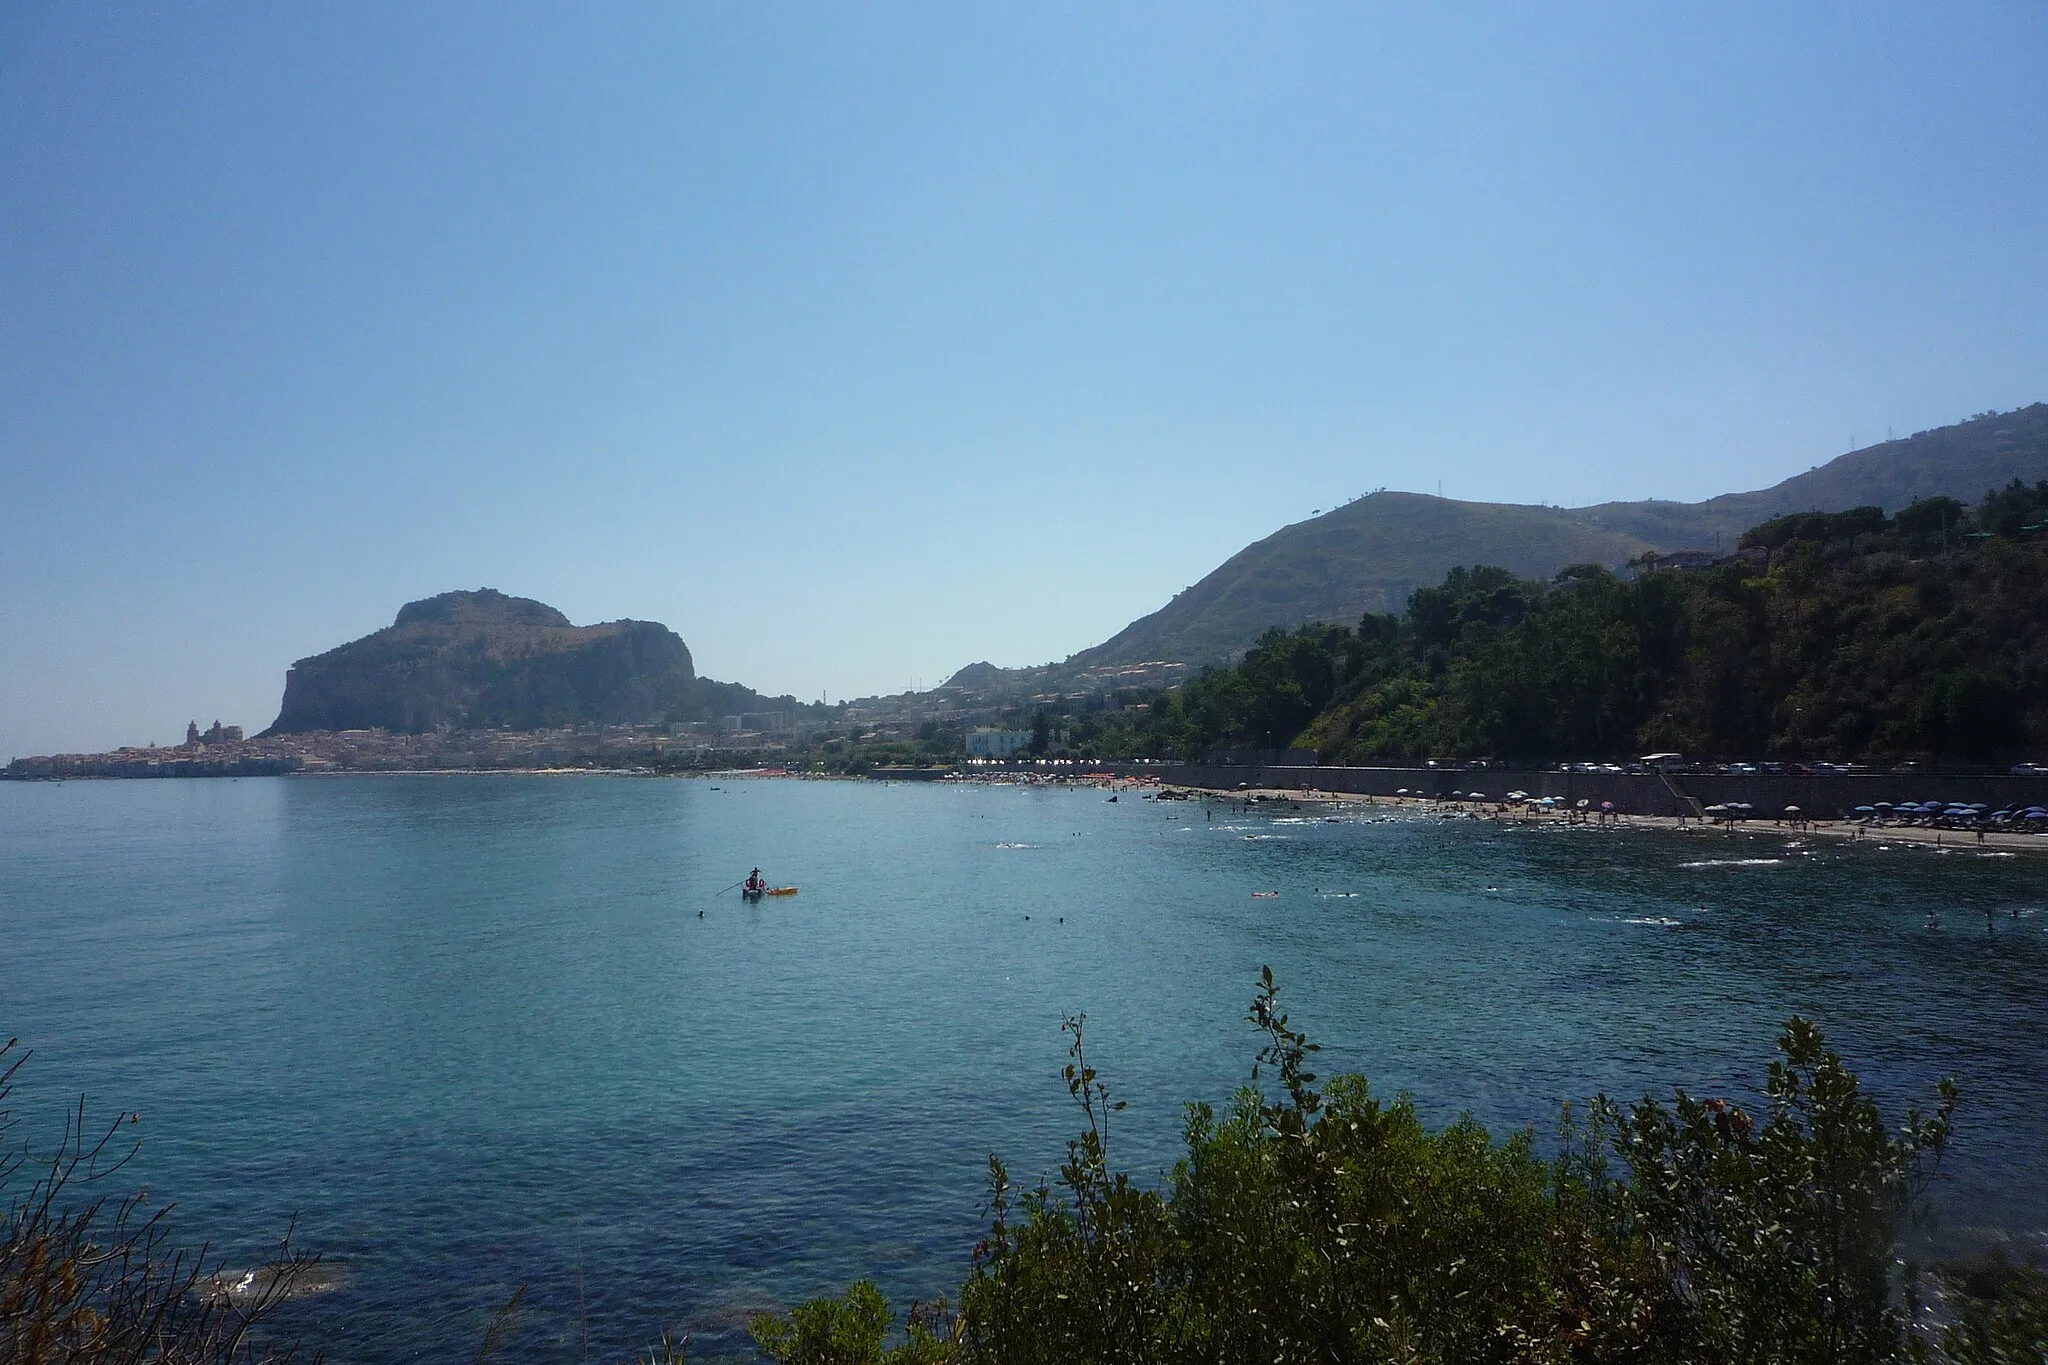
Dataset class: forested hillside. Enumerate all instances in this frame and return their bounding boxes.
[1119,481,2048,763]
[1060,404,2048,677]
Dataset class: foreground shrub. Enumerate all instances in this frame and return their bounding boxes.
[747,1280,953,1365]
[1932,1254,2048,1365]
[0,1039,314,1365]
[753,968,2035,1364]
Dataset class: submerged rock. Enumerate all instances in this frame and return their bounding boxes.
[202,1259,349,1307]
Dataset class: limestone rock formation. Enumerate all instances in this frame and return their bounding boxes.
[267,589,700,733]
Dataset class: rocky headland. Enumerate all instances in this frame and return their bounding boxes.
[266,588,705,734]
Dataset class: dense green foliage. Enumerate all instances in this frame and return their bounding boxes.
[750,970,2045,1365]
[1113,483,2048,762]
[747,1281,953,1365]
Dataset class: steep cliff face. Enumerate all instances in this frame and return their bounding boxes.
[267,589,700,733]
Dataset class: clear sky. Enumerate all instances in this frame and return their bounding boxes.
[4,4,2045,757]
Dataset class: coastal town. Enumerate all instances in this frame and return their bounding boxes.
[1,655,1196,780]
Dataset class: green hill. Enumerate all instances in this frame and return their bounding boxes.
[1067,404,2048,674]
[1066,493,1663,671]
[1118,482,2048,763]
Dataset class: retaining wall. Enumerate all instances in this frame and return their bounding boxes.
[1145,764,2048,819]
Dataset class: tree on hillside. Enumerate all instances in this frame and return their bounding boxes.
[1113,485,2048,763]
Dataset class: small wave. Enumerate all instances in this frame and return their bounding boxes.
[1241,834,1290,841]
[1678,858,1784,869]
[1622,916,1683,927]
[993,842,1038,850]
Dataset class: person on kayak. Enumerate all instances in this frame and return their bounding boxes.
[744,868,764,894]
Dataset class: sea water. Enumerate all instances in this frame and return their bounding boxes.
[2,776,2045,1361]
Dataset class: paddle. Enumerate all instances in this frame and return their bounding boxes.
[714,879,748,898]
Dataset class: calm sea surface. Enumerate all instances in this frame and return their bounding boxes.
[3,775,2046,1360]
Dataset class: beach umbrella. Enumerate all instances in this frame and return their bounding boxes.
[1600,801,1614,811]
[1468,792,1487,801]
[1784,805,1801,815]
[1575,798,1590,809]
[1854,805,1875,814]
[1539,796,1558,807]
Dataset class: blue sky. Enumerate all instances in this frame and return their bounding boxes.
[3,4,2045,756]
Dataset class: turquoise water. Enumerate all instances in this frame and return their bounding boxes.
[3,775,2046,1360]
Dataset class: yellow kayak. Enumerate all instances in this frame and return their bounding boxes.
[743,886,799,899]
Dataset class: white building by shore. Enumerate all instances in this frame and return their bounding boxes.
[966,728,1032,758]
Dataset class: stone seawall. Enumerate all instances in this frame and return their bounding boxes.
[1145,764,2048,818]
[4,755,303,780]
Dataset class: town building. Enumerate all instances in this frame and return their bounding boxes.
[966,729,1033,758]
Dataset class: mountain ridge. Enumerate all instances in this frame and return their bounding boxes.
[971,404,2048,690]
